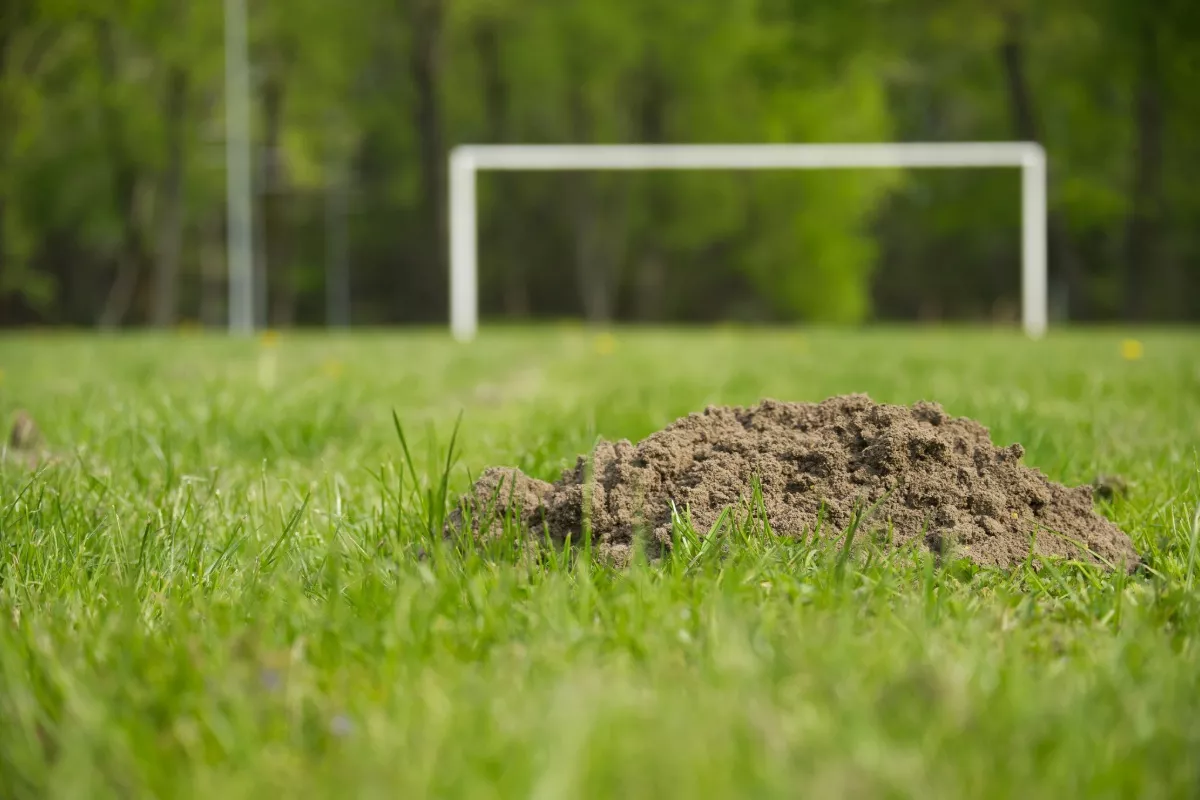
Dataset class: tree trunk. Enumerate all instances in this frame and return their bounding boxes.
[565,79,625,323]
[325,152,351,326]
[407,0,447,321]
[253,187,269,327]
[260,74,295,327]
[0,19,9,307]
[570,184,604,322]
[0,0,26,314]
[99,243,140,328]
[95,21,146,329]
[998,12,1084,319]
[633,57,668,321]
[1122,18,1164,322]
[152,66,188,327]
[634,253,666,321]
[0,193,6,321]
[474,19,528,317]
[200,213,225,327]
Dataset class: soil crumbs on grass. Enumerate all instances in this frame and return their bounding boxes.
[450,394,1139,571]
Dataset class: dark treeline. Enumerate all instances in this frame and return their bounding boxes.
[0,0,1197,328]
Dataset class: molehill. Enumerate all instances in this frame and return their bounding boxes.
[448,395,1138,571]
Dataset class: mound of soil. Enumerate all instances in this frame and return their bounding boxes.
[448,395,1138,571]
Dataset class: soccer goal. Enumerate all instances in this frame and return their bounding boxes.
[447,142,1048,342]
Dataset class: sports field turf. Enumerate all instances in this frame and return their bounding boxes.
[1,327,1198,798]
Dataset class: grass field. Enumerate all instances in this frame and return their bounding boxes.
[1,327,1199,798]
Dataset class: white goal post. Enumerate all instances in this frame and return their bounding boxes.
[448,142,1048,341]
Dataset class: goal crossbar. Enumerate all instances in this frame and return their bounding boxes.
[448,142,1048,340]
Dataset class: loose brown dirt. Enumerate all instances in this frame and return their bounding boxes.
[448,395,1139,571]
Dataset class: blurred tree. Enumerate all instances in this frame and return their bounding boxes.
[997,6,1086,317]
[405,0,449,318]
[0,0,41,318]
[0,0,1196,327]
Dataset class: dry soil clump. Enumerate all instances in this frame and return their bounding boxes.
[449,395,1138,571]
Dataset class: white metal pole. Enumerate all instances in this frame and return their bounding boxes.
[224,0,255,334]
[449,151,478,342]
[460,142,1044,171]
[1021,147,1048,339]
[446,142,1051,342]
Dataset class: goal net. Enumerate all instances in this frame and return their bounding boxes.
[447,142,1047,341]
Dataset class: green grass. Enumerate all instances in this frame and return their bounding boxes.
[1,326,1198,799]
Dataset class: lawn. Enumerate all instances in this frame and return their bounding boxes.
[1,327,1198,799]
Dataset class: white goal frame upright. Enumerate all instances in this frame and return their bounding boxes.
[448,142,1048,342]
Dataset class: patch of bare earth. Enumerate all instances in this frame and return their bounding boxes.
[448,395,1138,571]
[4,410,44,469]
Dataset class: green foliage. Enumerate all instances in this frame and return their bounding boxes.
[0,0,1198,324]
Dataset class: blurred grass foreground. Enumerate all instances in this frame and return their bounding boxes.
[1,328,1198,797]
